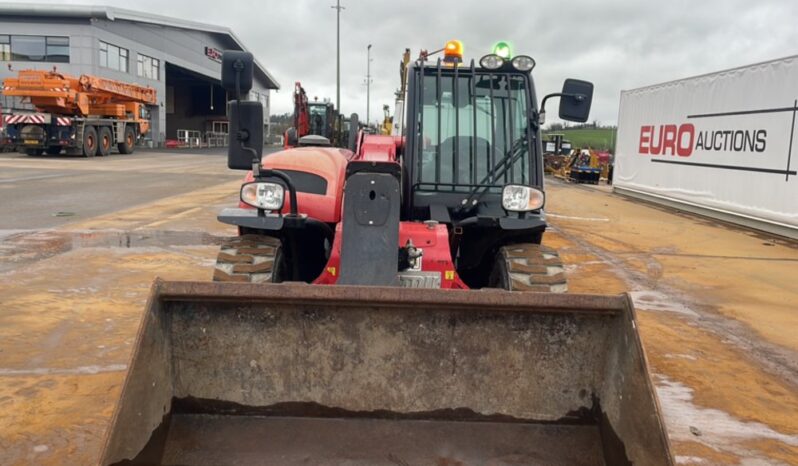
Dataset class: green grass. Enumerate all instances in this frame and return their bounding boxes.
[543,128,616,151]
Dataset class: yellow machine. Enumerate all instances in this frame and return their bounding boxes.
[381,104,393,135]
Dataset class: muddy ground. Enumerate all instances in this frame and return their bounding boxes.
[0,151,795,465]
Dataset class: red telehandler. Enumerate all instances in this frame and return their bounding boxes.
[99,45,673,466]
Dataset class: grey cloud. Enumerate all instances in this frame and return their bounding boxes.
[55,0,798,124]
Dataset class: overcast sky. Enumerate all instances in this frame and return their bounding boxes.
[54,0,798,125]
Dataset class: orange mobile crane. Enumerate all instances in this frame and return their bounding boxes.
[2,69,156,156]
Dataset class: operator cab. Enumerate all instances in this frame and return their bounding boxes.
[403,45,593,225]
[308,102,334,140]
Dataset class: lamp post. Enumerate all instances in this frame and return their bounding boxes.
[330,0,344,113]
[366,44,372,125]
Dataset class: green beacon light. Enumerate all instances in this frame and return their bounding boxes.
[493,41,512,59]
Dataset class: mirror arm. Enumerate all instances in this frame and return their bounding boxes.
[538,92,586,126]
[540,92,585,114]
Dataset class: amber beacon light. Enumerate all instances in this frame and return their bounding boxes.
[443,40,464,63]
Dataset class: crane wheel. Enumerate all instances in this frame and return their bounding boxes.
[118,125,136,154]
[98,126,113,157]
[82,126,98,157]
[489,243,568,293]
[213,234,283,283]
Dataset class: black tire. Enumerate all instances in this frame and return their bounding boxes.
[82,126,98,157]
[489,243,568,293]
[118,125,136,154]
[24,148,44,156]
[213,235,282,283]
[97,126,113,157]
[45,146,62,155]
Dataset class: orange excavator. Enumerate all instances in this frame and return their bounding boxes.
[284,81,342,148]
[2,69,156,156]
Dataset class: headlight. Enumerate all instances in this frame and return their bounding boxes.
[241,181,284,210]
[511,55,536,72]
[502,185,544,212]
[479,54,505,70]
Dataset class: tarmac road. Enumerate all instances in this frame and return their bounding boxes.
[0,148,260,231]
[0,154,796,465]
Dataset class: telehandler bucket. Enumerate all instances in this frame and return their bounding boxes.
[100,280,673,466]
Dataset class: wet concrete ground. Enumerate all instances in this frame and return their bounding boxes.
[0,152,796,465]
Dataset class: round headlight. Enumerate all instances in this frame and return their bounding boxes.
[241,181,285,211]
[511,55,536,72]
[479,54,505,70]
[502,184,545,212]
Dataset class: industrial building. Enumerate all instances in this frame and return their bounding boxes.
[0,3,279,147]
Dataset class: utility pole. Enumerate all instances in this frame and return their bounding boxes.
[366,44,372,125]
[330,0,344,113]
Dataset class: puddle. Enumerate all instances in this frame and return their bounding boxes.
[547,213,610,222]
[675,456,705,464]
[655,374,798,461]
[0,229,223,273]
[0,364,128,376]
[629,290,699,317]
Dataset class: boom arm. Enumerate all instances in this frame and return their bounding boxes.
[293,81,310,137]
[78,75,156,104]
[2,69,156,117]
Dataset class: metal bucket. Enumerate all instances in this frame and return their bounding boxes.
[100,280,672,465]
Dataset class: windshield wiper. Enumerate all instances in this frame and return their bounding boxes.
[455,130,529,213]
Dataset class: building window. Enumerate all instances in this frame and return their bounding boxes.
[137,53,159,80]
[45,37,69,63]
[99,41,128,72]
[0,36,10,61]
[1,35,70,62]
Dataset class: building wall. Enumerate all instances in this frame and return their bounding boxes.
[0,15,272,145]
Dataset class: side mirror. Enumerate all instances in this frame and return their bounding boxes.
[222,50,262,171]
[227,101,263,170]
[558,79,593,123]
[348,113,359,152]
[221,51,254,95]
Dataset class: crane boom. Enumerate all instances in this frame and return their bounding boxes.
[3,69,156,116]
[78,75,157,104]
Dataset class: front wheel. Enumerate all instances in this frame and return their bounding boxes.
[213,234,283,283]
[489,243,568,293]
[118,125,136,154]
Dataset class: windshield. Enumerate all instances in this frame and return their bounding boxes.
[416,71,531,192]
[309,104,328,135]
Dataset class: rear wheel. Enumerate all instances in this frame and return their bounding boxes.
[213,234,283,283]
[45,146,62,155]
[489,243,568,293]
[97,126,113,156]
[82,126,98,157]
[24,148,44,156]
[118,125,136,154]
